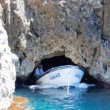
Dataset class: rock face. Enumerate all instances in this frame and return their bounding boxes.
[1,0,110,109]
[0,20,17,109]
[103,0,110,37]
[0,0,110,84]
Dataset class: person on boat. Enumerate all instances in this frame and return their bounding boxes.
[34,63,44,79]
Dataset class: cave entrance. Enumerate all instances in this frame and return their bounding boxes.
[25,55,101,86]
[41,55,75,71]
[24,55,75,85]
[41,55,102,86]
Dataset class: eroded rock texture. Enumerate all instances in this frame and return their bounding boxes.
[0,19,17,110]
[0,0,110,84]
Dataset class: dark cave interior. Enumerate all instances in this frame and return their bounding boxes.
[41,55,75,71]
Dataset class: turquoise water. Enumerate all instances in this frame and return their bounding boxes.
[15,85,110,110]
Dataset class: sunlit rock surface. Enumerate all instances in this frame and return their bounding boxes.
[1,0,110,84]
[0,20,18,109]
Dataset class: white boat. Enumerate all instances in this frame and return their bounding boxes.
[36,65,85,86]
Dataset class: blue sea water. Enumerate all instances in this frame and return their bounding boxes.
[14,84,110,110]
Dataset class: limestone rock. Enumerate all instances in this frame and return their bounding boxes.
[1,0,110,109]
[8,0,103,77]
[103,0,110,38]
[1,0,110,84]
[0,20,18,110]
[17,58,35,78]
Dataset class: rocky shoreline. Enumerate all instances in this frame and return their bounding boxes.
[8,96,28,110]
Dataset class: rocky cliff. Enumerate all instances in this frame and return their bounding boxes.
[0,0,110,84]
[0,0,110,109]
[0,19,17,109]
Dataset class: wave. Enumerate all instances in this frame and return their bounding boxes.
[29,83,95,90]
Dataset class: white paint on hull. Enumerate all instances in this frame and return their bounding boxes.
[36,65,84,86]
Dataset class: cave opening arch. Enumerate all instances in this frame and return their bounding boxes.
[24,55,98,86]
[41,55,76,71]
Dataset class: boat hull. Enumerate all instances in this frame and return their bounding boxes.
[36,65,84,86]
